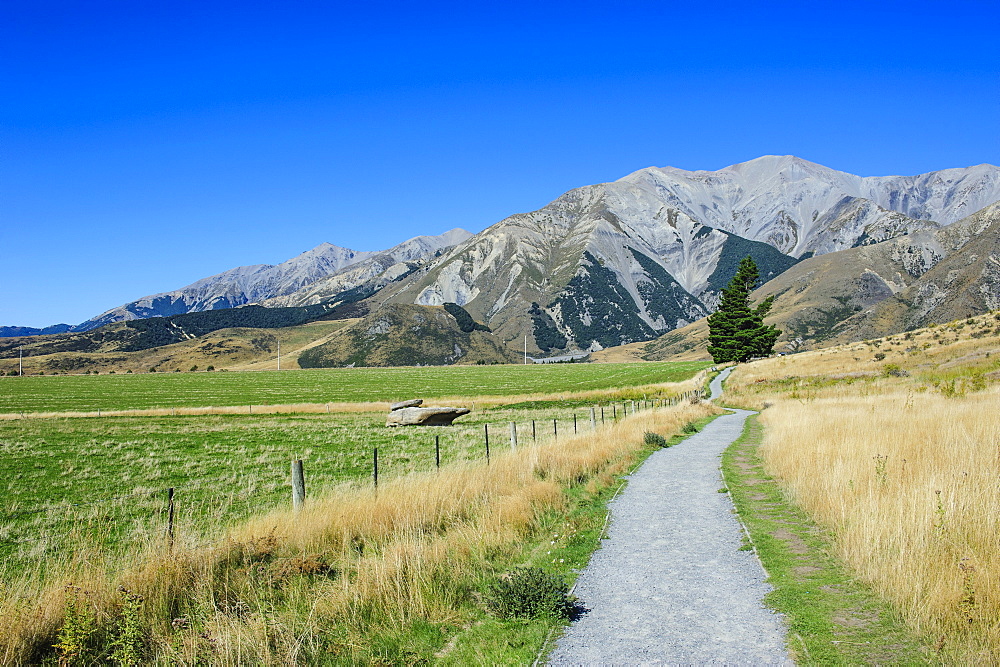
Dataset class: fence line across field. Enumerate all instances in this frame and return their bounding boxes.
[2,390,710,553]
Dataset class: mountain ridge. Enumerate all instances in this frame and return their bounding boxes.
[7,157,999,361]
[379,156,999,354]
[67,229,472,332]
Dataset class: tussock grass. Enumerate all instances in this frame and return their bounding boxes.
[756,388,1000,661]
[721,415,926,663]
[724,311,1000,661]
[0,401,718,664]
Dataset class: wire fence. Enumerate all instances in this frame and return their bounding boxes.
[1,389,710,555]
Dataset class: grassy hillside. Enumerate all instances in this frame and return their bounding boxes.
[299,303,520,367]
[0,321,353,377]
[0,304,335,358]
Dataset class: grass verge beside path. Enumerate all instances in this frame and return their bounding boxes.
[721,414,930,664]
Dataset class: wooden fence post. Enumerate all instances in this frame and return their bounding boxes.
[291,459,306,511]
[601,406,605,423]
[613,405,617,420]
[484,424,490,464]
[509,422,517,450]
[590,407,597,431]
[166,487,175,549]
[532,420,536,442]
[435,435,440,469]
[552,419,557,439]
[373,448,379,488]
[573,413,577,433]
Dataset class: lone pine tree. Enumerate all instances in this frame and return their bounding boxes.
[707,256,781,363]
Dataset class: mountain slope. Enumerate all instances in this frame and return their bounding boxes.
[76,229,471,330]
[381,156,1000,353]
[377,184,782,352]
[0,321,355,376]
[828,201,1000,341]
[638,200,1000,359]
[11,156,999,360]
[617,156,1000,257]
[298,304,520,367]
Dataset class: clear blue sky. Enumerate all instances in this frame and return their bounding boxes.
[3,0,998,327]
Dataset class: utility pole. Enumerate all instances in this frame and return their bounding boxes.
[19,346,23,376]
[524,335,527,365]
[277,339,280,371]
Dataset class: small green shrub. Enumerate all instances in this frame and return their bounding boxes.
[874,352,886,361]
[53,585,95,664]
[643,432,667,447]
[109,587,147,666]
[681,422,698,434]
[882,363,909,378]
[484,567,574,620]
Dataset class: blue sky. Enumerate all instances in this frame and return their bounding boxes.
[3,0,998,327]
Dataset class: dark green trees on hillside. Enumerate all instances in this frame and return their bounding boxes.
[707,256,781,363]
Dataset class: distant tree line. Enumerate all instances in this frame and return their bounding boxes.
[118,304,331,351]
[443,302,491,333]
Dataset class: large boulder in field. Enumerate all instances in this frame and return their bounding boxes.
[386,406,471,426]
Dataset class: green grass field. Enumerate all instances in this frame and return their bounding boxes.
[0,382,683,576]
[0,361,709,413]
[0,361,711,663]
[0,411,500,573]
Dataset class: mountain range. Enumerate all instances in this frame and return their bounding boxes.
[5,156,1000,366]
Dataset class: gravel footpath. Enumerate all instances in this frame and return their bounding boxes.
[547,368,791,665]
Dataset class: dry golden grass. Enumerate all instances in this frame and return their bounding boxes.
[725,311,1000,661]
[0,400,718,663]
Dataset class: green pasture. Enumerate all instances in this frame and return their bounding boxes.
[0,361,709,413]
[0,401,635,575]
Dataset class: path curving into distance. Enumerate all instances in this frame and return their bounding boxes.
[547,367,791,665]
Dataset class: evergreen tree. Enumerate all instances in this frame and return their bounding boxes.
[707,256,781,363]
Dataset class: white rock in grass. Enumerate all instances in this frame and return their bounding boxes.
[386,407,470,426]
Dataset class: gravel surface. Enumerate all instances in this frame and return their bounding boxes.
[547,368,791,664]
